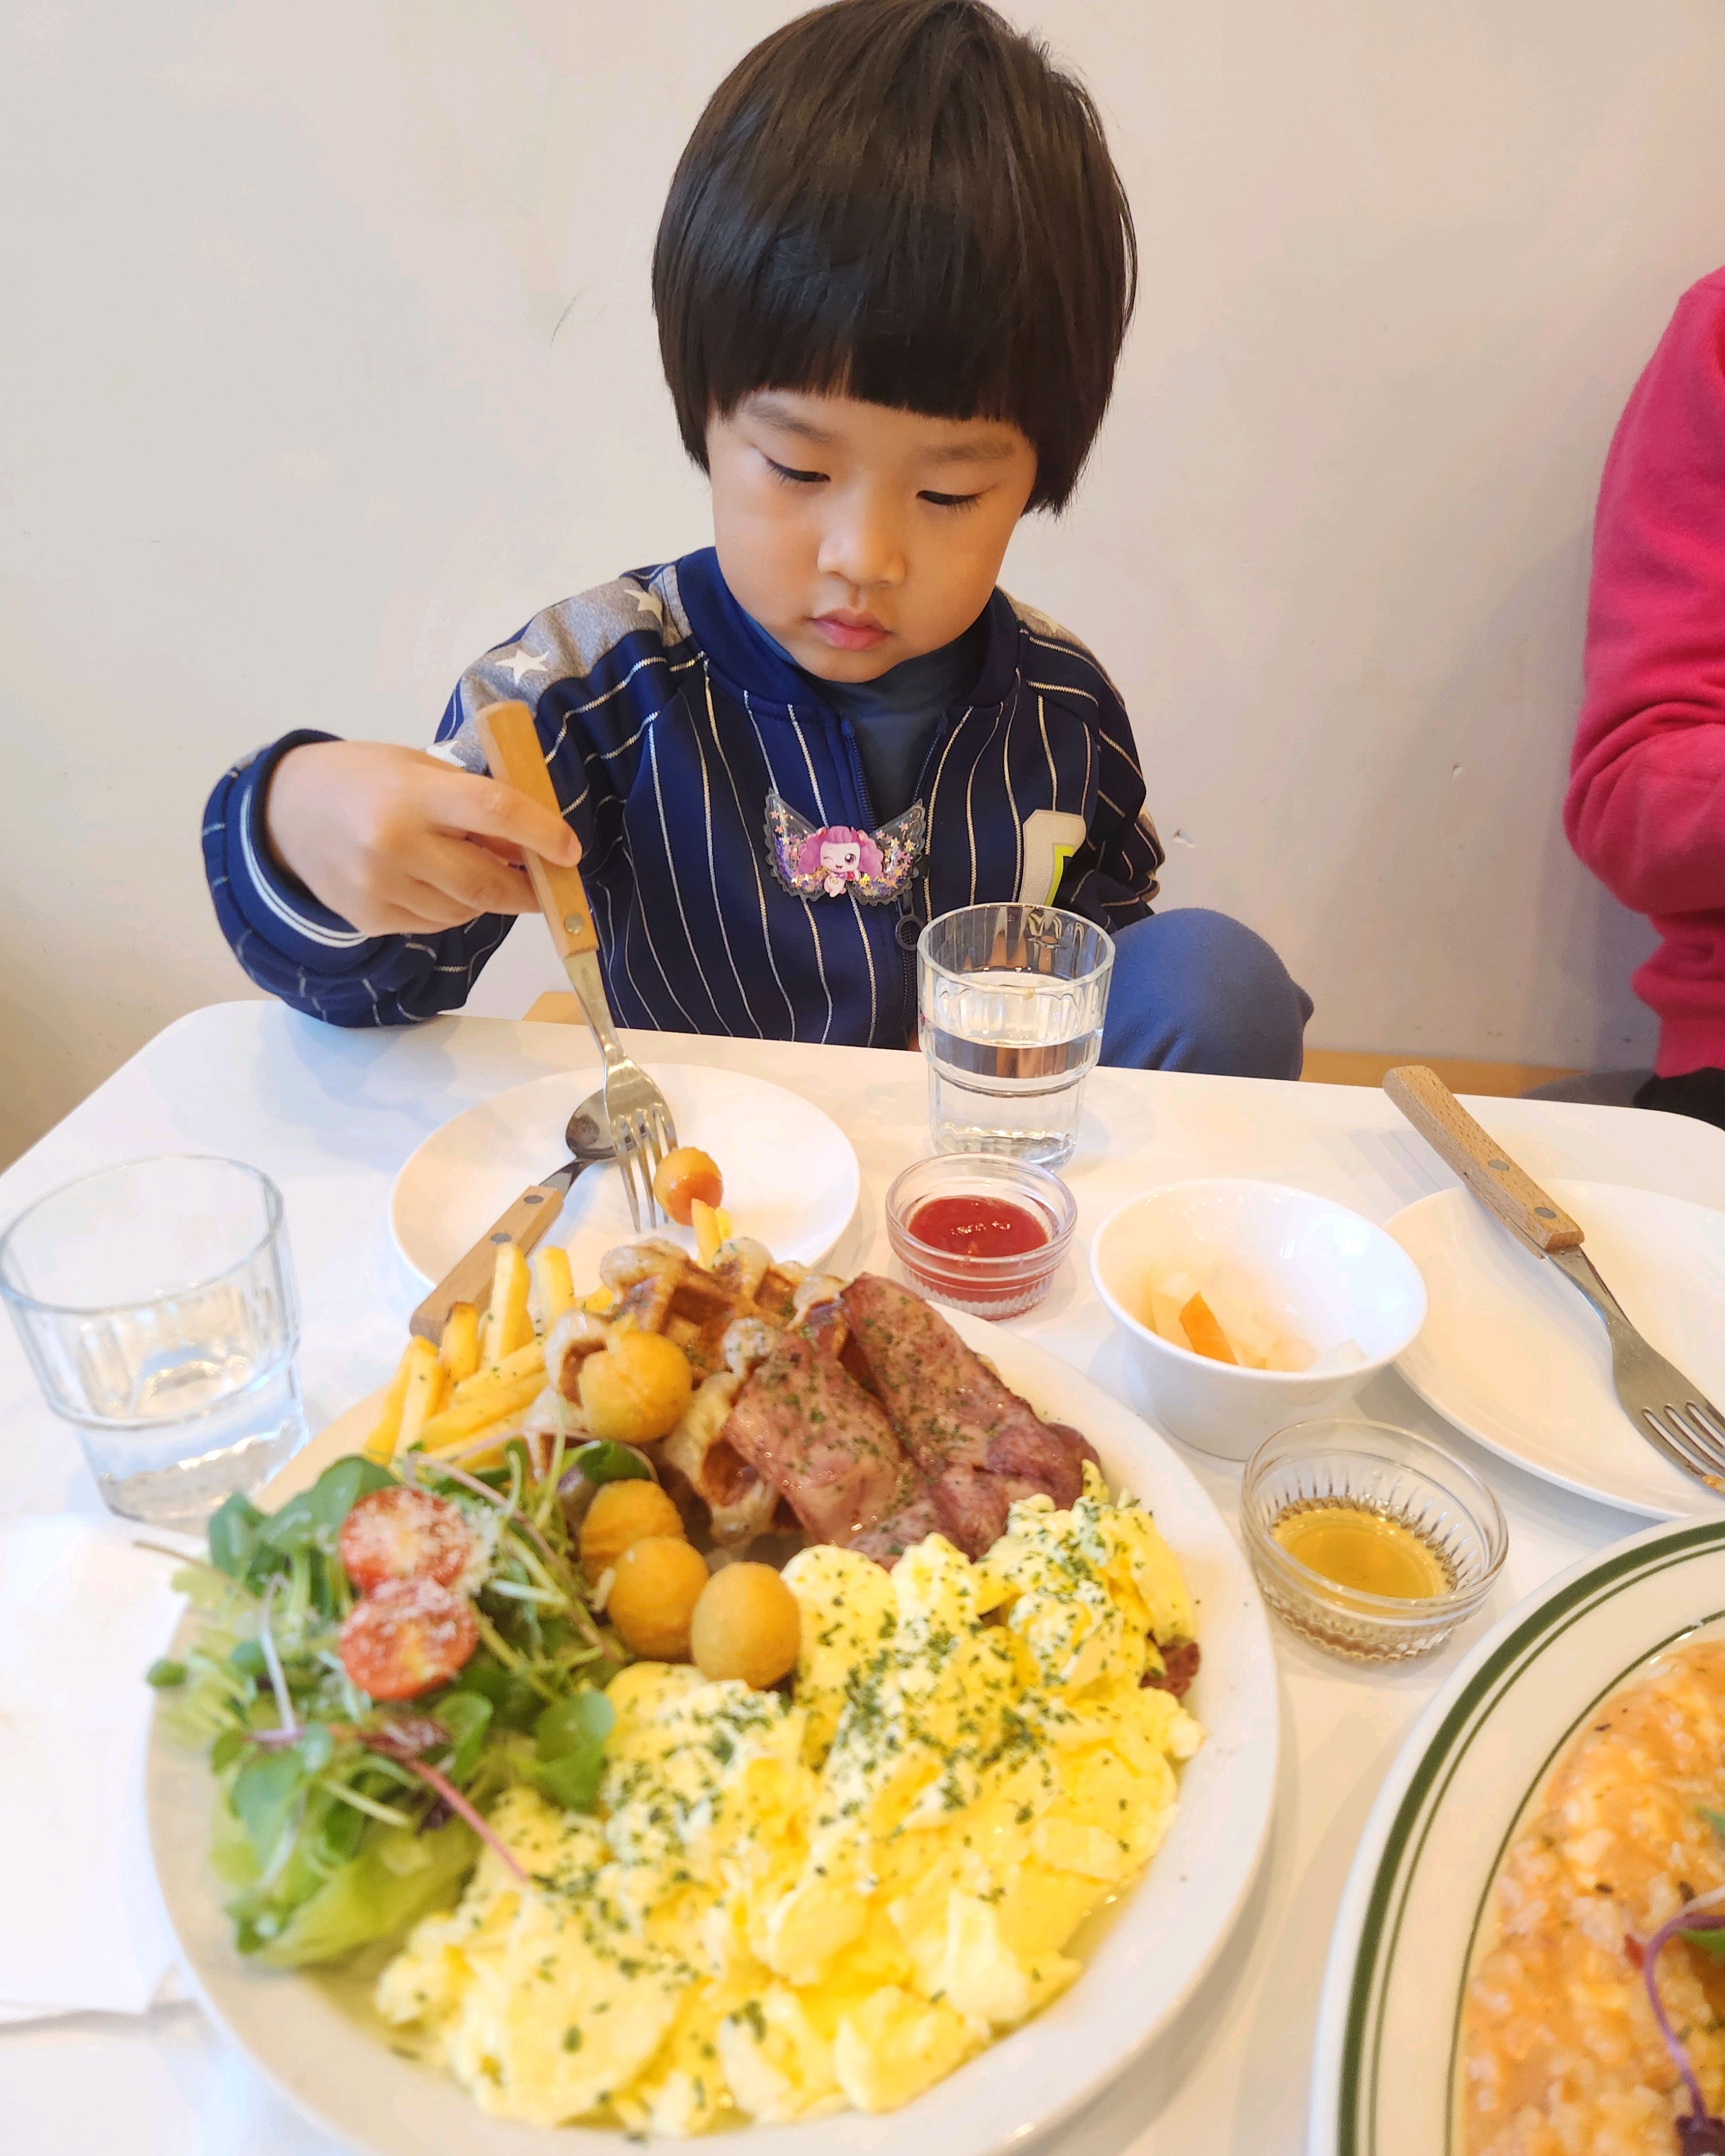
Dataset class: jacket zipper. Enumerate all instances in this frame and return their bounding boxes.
[835,715,920,1047]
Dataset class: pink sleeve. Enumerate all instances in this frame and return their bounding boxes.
[1565,278,1725,918]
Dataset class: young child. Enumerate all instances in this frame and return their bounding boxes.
[1567,265,1725,1130]
[204,0,1309,1077]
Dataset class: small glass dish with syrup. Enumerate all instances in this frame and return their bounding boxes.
[884,1153,1076,1318]
[1240,1419,1508,1662]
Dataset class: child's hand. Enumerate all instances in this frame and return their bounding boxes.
[263,741,583,935]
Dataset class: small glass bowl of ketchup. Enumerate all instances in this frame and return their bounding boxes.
[884,1153,1076,1318]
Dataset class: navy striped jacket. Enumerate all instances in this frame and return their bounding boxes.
[203,548,1164,1046]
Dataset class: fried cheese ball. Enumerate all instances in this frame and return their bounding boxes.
[578,1478,686,1581]
[606,1536,711,1660]
[577,1329,693,1443]
[689,1562,802,1689]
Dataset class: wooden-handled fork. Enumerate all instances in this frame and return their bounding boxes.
[1384,1064,1725,1492]
[474,701,678,1230]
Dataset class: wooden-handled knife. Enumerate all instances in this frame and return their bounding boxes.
[1382,1064,1583,1258]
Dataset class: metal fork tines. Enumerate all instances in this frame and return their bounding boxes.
[561,950,678,1232]
[1551,1246,1725,1493]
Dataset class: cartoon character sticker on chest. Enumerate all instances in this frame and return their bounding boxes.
[765,789,926,903]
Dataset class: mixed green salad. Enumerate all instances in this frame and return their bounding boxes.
[148,1436,650,1966]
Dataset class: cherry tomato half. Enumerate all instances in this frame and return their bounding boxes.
[339,1486,473,1595]
[338,1577,478,1701]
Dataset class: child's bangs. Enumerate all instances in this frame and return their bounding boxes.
[719,205,1038,443]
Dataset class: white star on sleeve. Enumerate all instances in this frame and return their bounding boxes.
[497,645,551,685]
[631,587,665,622]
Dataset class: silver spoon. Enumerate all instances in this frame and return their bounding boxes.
[409,1088,614,1341]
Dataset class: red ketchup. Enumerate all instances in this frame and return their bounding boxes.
[907,1195,1050,1260]
[902,1193,1052,1310]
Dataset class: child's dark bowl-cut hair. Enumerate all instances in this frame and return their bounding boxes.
[653,0,1136,513]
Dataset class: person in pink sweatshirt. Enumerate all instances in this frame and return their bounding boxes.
[1568,266,1725,1132]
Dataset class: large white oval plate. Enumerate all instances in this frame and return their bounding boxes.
[1389,1179,1725,1518]
[1308,1513,1725,2156]
[390,1067,862,1291]
[148,1313,1279,2156]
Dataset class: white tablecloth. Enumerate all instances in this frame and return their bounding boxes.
[5,1002,1724,2155]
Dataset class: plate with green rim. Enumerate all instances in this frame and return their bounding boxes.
[1308,1513,1725,2156]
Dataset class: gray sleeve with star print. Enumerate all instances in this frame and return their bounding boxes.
[202,569,688,1028]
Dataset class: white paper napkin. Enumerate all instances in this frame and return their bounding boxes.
[0,1514,186,2020]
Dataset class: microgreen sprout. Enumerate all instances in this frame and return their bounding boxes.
[535,1410,570,1532]
[1635,1880,1725,2152]
[258,1578,297,1737]
[361,1728,528,1886]
[427,1458,599,1647]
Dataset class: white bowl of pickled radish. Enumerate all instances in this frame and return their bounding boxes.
[1090,1180,1428,1461]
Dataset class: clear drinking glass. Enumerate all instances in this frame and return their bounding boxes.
[918,905,1114,1168]
[0,1156,306,1528]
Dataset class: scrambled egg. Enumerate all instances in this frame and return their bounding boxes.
[377,1466,1202,2132]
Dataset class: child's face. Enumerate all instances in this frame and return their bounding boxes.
[706,390,1038,680]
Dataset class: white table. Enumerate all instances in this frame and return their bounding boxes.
[6,1002,1725,2156]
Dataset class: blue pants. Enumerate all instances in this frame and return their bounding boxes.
[1099,910,1312,1079]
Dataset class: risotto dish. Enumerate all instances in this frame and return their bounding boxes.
[1460,1635,1725,2154]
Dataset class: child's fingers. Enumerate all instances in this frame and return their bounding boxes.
[388,878,497,931]
[426,765,582,867]
[470,835,527,867]
[415,833,543,918]
[344,889,468,935]
[351,871,516,936]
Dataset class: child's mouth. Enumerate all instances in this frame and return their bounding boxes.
[810,612,890,652]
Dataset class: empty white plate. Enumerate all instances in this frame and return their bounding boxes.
[1389,1179,1725,1518]
[390,1065,861,1294]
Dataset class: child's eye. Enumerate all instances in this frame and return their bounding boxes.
[919,489,984,512]
[765,457,827,486]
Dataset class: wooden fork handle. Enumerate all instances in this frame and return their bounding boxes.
[1383,1064,1584,1257]
[474,700,599,960]
[408,1172,572,1342]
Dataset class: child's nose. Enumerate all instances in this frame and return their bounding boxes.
[816,499,906,591]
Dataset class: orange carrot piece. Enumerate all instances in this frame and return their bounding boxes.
[1179,1291,1237,1365]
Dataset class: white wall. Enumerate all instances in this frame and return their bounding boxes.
[4,0,1724,1165]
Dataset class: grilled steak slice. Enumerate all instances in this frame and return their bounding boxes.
[849,1484,944,1568]
[922,1463,1014,1556]
[839,1274,1093,1555]
[719,1328,930,1559]
[1048,1421,1103,1475]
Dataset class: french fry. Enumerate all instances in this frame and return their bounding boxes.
[439,1301,481,1385]
[692,1199,722,1269]
[396,1337,448,1452]
[451,1342,543,1400]
[535,1246,574,1329]
[483,1242,535,1361]
[359,1342,418,1466]
[584,1284,619,1315]
[418,1370,547,1453]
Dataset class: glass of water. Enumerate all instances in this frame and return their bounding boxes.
[0,1156,306,1528]
[918,905,1115,1168]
